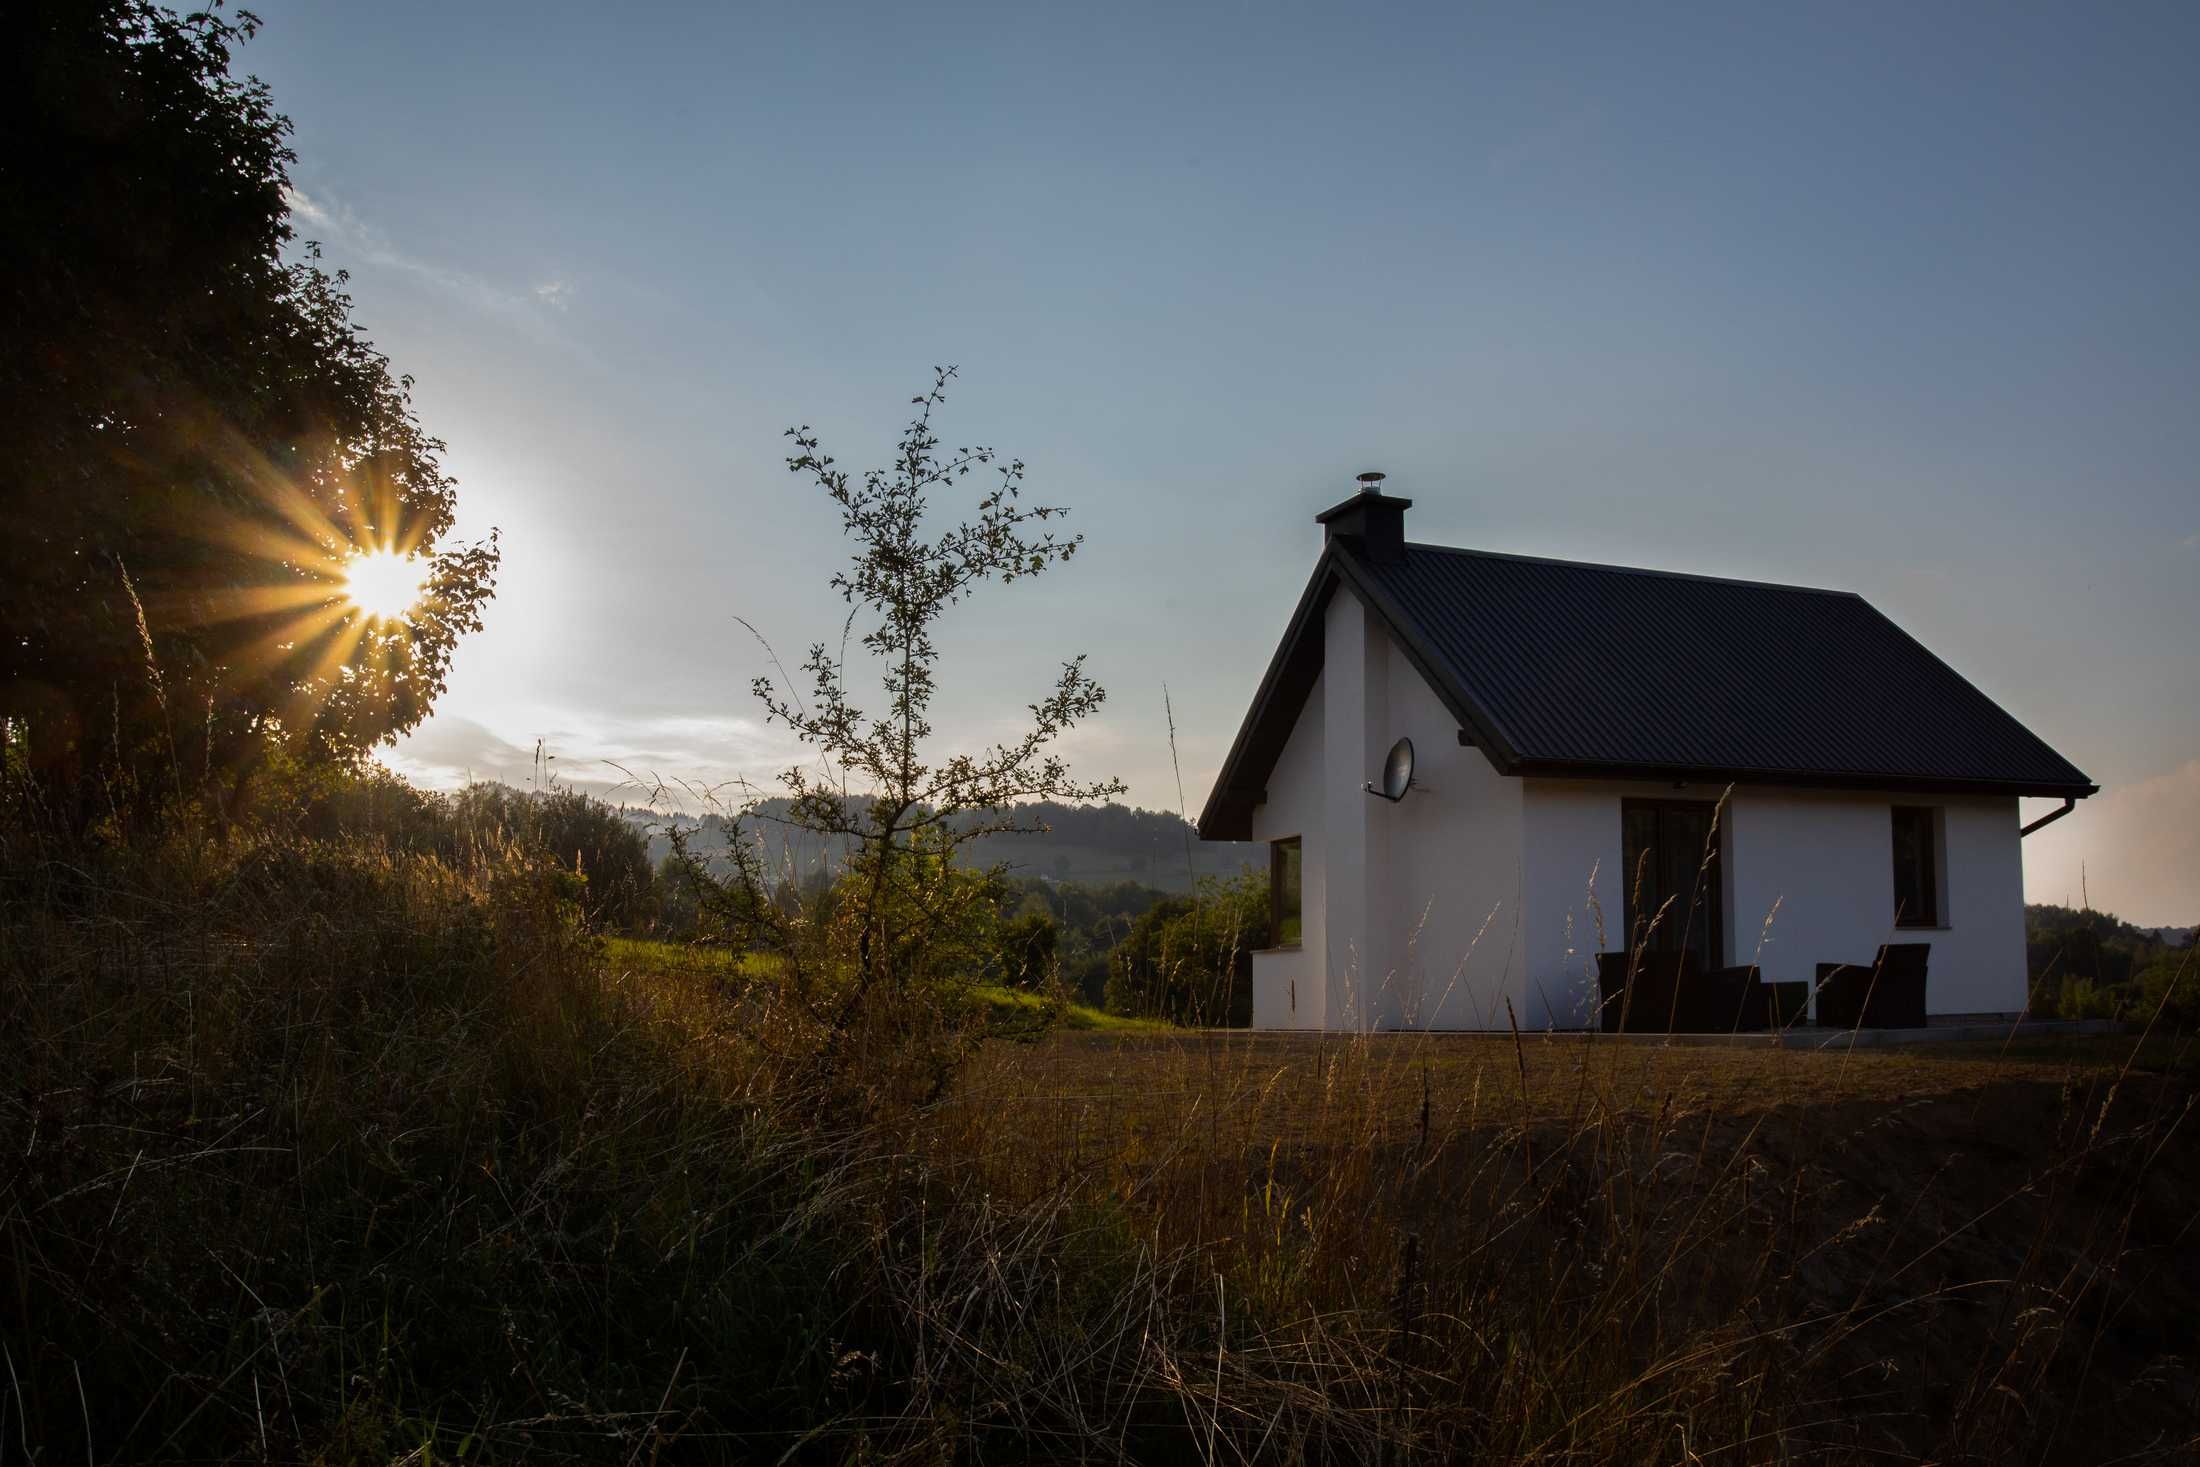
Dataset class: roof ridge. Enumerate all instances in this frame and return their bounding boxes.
[1399,541,1862,599]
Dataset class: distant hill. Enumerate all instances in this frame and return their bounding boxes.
[622,798,1258,893]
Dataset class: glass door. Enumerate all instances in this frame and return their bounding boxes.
[1621,798,1725,968]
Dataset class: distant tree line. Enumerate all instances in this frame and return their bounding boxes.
[634,795,1267,1024]
[2027,903,2197,1025]
[625,797,1255,893]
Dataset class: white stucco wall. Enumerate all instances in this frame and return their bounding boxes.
[1521,781,2030,1024]
[1517,781,1629,1030]
[1367,630,1524,1029]
[1249,586,1525,1031]
[1727,791,2025,1015]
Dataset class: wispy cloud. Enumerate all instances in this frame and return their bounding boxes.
[283,183,573,326]
[284,185,336,232]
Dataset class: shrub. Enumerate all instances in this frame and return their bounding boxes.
[994,908,1058,988]
[2132,947,2200,1027]
[1104,871,1266,1025]
[2054,975,2124,1020]
[445,782,656,929]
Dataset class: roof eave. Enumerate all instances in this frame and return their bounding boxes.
[1508,758,2098,800]
[1193,553,1343,842]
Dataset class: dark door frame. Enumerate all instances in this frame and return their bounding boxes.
[1621,797,1727,968]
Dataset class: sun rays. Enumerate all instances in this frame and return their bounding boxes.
[145,425,453,746]
[343,549,428,621]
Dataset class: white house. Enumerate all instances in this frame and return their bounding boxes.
[1196,479,2096,1032]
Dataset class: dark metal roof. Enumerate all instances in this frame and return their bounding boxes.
[1198,540,2095,840]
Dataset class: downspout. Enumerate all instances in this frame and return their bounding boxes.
[2020,796,2077,838]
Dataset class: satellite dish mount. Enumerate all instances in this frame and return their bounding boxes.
[1366,736,1416,803]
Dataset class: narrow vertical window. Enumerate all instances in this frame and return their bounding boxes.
[1891,806,1940,927]
[1270,837,1302,948]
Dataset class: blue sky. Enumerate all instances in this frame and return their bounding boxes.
[246,2,2197,923]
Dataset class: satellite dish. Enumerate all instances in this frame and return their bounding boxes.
[1366,736,1415,803]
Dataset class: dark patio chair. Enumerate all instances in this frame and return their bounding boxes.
[1766,981,1809,1029]
[1703,964,1770,1032]
[1815,943,1930,1030]
[1595,948,1701,1033]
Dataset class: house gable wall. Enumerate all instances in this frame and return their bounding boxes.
[1250,585,1525,1030]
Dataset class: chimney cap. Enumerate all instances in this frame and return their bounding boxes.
[1315,475,1413,562]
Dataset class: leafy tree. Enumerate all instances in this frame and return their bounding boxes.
[2131,948,2200,1028]
[704,369,1122,1063]
[993,910,1058,990]
[0,1,498,826]
[652,853,706,938]
[2026,902,2170,1014]
[1104,872,1267,1026]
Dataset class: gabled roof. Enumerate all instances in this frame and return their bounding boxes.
[1197,540,2096,840]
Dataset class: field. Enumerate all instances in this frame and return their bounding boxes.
[910,1025,2200,1460]
[9,839,2197,1463]
[946,1026,2196,1154]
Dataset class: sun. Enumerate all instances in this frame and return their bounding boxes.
[342,549,427,620]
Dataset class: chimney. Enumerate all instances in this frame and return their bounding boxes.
[1315,470,1413,564]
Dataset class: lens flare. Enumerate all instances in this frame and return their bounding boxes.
[343,549,426,620]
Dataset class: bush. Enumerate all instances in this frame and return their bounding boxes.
[2054,975,2124,1020]
[445,782,656,929]
[2132,948,2200,1027]
[994,909,1058,988]
[221,764,660,931]
[1104,871,1265,1025]
[2044,947,2199,1029]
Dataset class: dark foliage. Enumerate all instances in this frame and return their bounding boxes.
[445,783,658,930]
[0,1,497,828]
[993,908,1058,989]
[2025,902,2196,1021]
[1104,872,1266,1026]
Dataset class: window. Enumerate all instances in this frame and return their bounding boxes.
[1891,806,1941,927]
[1269,837,1303,948]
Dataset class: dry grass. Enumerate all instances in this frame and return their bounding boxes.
[6,826,2196,1463]
[904,1026,2200,1462]
[941,1026,2194,1157]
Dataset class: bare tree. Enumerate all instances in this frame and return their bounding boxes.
[722,368,1122,1047]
